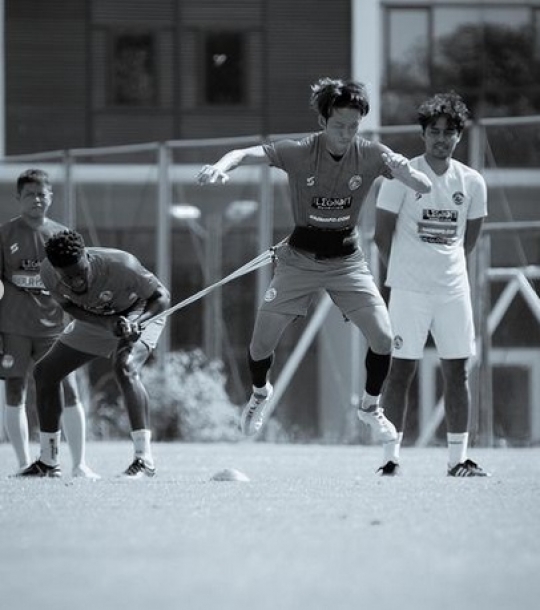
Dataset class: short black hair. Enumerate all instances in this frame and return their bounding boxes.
[418,92,470,133]
[310,78,370,121]
[45,230,86,268]
[17,169,52,195]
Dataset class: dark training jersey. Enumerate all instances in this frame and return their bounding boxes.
[263,133,393,231]
[0,217,68,337]
[40,247,165,322]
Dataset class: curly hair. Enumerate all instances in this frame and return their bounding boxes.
[310,78,370,120]
[16,169,51,195]
[45,230,86,268]
[418,92,470,133]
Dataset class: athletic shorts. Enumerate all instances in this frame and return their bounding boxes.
[388,289,476,360]
[0,334,57,378]
[58,318,166,358]
[260,244,386,317]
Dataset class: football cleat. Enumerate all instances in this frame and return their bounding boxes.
[357,404,397,443]
[123,457,156,479]
[72,464,101,480]
[240,383,274,436]
[16,460,62,478]
[448,459,490,477]
[377,461,400,476]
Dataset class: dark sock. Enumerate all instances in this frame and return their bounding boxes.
[247,350,274,388]
[364,349,391,396]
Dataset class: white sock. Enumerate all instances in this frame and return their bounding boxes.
[40,431,62,466]
[4,404,31,468]
[361,391,380,411]
[131,429,153,464]
[448,432,468,467]
[383,431,403,464]
[253,382,271,395]
[62,402,87,469]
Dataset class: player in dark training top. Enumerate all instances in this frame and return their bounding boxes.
[0,169,97,478]
[197,77,432,443]
[17,230,170,478]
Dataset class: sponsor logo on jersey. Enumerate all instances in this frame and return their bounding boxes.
[264,288,277,302]
[452,191,465,205]
[415,192,423,201]
[348,175,363,190]
[423,209,458,222]
[311,196,352,210]
[309,214,351,224]
[21,259,40,271]
[306,176,315,187]
[10,243,19,254]
[393,335,403,350]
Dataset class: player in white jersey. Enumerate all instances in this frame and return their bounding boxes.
[17,230,170,478]
[0,169,98,478]
[197,78,432,442]
[375,92,489,477]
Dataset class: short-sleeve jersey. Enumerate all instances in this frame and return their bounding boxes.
[40,247,165,317]
[0,216,68,337]
[377,155,487,294]
[264,133,392,230]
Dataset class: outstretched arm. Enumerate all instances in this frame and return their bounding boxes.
[382,151,432,194]
[197,145,269,185]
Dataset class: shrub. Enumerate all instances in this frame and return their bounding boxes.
[86,350,242,442]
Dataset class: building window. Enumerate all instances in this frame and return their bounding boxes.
[203,32,246,105]
[383,5,540,123]
[111,32,157,106]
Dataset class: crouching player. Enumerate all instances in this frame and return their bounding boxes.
[17,230,170,479]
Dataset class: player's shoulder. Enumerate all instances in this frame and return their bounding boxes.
[89,247,143,272]
[0,215,24,235]
[451,158,485,184]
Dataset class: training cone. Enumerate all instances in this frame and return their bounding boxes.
[210,468,250,482]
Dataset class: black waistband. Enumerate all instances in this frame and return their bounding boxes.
[288,226,359,259]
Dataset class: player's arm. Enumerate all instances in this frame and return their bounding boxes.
[196,145,269,185]
[381,150,432,194]
[374,208,398,268]
[464,217,485,255]
[130,286,170,327]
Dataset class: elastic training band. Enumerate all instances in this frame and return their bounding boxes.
[141,242,284,328]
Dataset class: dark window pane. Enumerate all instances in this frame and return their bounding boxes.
[112,33,156,106]
[204,32,245,105]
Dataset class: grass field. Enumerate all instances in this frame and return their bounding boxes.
[1,441,539,610]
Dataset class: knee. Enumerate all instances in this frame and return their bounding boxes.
[370,332,393,356]
[33,358,61,388]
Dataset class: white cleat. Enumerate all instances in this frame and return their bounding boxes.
[240,383,274,436]
[357,404,397,443]
[72,464,101,480]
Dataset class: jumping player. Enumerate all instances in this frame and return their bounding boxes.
[0,169,98,478]
[375,92,489,477]
[197,77,432,441]
[17,230,170,478]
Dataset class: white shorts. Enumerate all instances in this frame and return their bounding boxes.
[388,289,476,360]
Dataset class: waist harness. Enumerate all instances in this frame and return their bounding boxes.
[288,226,359,259]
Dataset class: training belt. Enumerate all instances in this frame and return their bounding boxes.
[288,226,359,259]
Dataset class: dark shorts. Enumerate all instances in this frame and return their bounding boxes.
[58,318,166,358]
[0,334,57,378]
[259,244,386,317]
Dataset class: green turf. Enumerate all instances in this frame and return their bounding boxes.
[1,442,539,610]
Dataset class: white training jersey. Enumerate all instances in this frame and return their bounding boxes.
[377,155,487,294]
